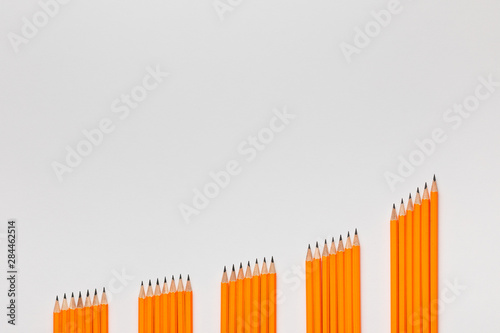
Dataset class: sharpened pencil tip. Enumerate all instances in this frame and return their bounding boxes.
[232,264,235,271]
[56,296,59,301]
[172,275,175,280]
[347,231,350,237]
[417,187,420,193]
[103,287,105,293]
[71,292,74,297]
[164,277,167,283]
[271,256,274,263]
[355,228,358,235]
[255,259,258,264]
[86,290,89,297]
[263,257,266,263]
[179,274,182,280]
[393,203,396,209]
[340,235,342,241]
[156,278,159,285]
[64,293,67,299]
[224,266,227,273]
[315,241,319,248]
[149,280,152,286]
[247,261,251,266]
[79,291,82,298]
[141,281,143,286]
[332,236,334,243]
[433,174,436,181]
[425,182,428,189]
[239,263,243,269]
[401,198,404,204]
[324,239,327,245]
[409,193,412,199]
[187,275,190,281]
[94,289,97,296]
[308,244,311,249]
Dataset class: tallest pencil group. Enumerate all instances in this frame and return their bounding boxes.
[390,176,439,333]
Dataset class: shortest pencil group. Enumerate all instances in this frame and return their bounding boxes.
[53,288,108,333]
[138,275,193,333]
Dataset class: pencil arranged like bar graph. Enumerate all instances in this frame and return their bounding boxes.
[306,231,361,333]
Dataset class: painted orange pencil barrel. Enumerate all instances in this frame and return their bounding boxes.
[260,273,269,333]
[62,309,69,333]
[170,291,178,333]
[421,193,430,333]
[93,305,100,333]
[345,246,353,333]
[312,256,322,333]
[306,259,314,333]
[145,295,153,333]
[390,217,399,333]
[406,206,413,333]
[100,304,108,333]
[251,273,260,333]
[329,248,338,333]
[139,297,145,333]
[337,249,345,333]
[413,199,422,333]
[186,290,193,333]
[244,274,253,333]
[398,211,406,333]
[178,291,186,333]
[222,280,229,333]
[322,255,330,333]
[155,294,162,333]
[84,306,92,333]
[69,308,76,333]
[430,185,438,333]
[236,276,244,333]
[353,243,361,333]
[54,311,61,333]
[163,292,170,333]
[229,278,237,333]
[77,307,84,333]
[269,271,277,333]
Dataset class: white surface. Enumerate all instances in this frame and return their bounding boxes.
[1,0,499,332]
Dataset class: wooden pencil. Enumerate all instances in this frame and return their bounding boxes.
[146,281,154,333]
[244,263,253,333]
[353,230,361,333]
[413,190,422,333]
[170,276,178,333]
[162,278,170,333]
[236,264,245,333]
[155,280,162,333]
[77,292,84,333]
[69,293,76,333]
[260,260,269,333]
[312,242,322,333]
[430,178,438,333]
[329,238,338,333]
[62,294,69,333]
[421,185,430,333]
[345,233,353,333]
[390,205,399,333]
[398,200,406,333]
[101,288,108,333]
[229,266,237,333]
[222,267,229,333]
[84,291,92,333]
[268,257,277,333]
[139,282,145,333]
[337,236,345,333]
[178,275,186,333]
[306,246,314,333]
[186,276,193,333]
[322,241,330,333]
[92,290,101,333]
[406,196,414,333]
[252,260,261,333]
[54,296,61,333]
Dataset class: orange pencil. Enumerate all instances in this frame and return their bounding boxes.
[84,291,92,333]
[77,293,84,333]
[422,185,430,333]
[413,190,422,333]
[69,294,76,333]
[170,277,178,333]
[390,205,399,333]
[306,246,314,333]
[406,196,414,333]
[345,233,353,333]
[252,260,261,333]
[236,264,245,333]
[353,230,361,333]
[155,279,162,333]
[398,200,406,333]
[139,282,146,333]
[222,267,229,333]
[430,178,439,333]
[101,288,108,333]
[54,296,61,333]
[186,276,193,333]
[322,241,330,333]
[92,290,101,333]
[178,276,186,333]
[337,236,345,333]
[229,267,237,333]
[312,242,322,333]
[62,294,69,333]
[146,281,154,333]
[162,278,170,333]
[260,259,269,333]
[269,258,277,333]
[244,263,253,333]
[329,238,338,333]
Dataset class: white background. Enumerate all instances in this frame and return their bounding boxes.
[1,0,499,332]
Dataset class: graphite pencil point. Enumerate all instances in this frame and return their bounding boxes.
[332,236,335,243]
[355,228,358,235]
[94,289,97,296]
[308,244,311,249]
[64,293,67,299]
[187,275,190,281]
[348,231,350,238]
[425,182,428,189]
[409,193,412,199]
[239,263,243,269]
[103,287,105,293]
[164,277,167,283]
[340,235,342,241]
[271,256,274,263]
[248,261,251,267]
[401,198,404,204]
[417,187,420,193]
[141,281,143,286]
[172,275,175,280]
[316,241,319,248]
[433,174,436,181]
[86,290,89,297]
[156,278,159,285]
[71,292,74,297]
[79,291,82,298]
[324,239,327,245]
[224,266,227,273]
[56,296,59,301]
[179,274,182,280]
[255,258,258,264]
[149,280,152,286]
[263,257,267,263]
[232,265,235,271]
[393,203,396,209]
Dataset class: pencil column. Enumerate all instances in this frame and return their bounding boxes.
[306,246,314,333]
